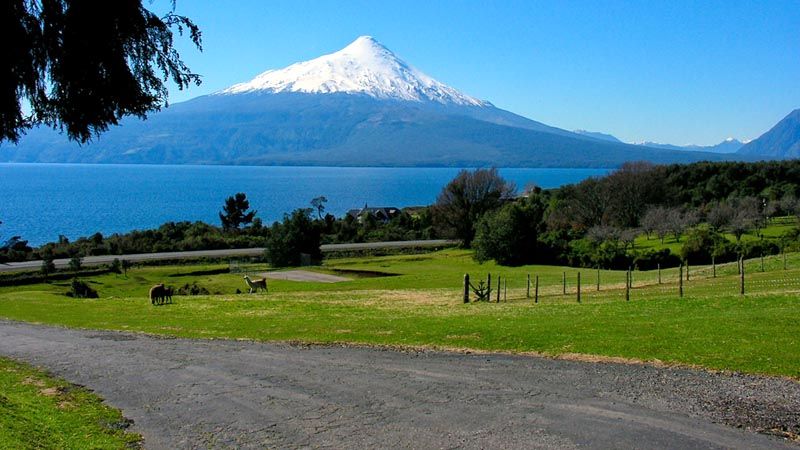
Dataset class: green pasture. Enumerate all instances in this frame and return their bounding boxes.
[0,249,799,378]
[0,357,141,449]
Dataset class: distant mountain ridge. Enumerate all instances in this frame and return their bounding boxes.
[573,130,622,143]
[637,138,744,154]
[737,109,800,159]
[574,130,744,153]
[0,36,760,167]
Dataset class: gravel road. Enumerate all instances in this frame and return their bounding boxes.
[0,320,797,449]
[263,270,351,283]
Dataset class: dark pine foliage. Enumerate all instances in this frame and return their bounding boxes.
[219,193,257,231]
[2,0,201,143]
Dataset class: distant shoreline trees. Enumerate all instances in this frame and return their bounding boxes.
[2,160,799,270]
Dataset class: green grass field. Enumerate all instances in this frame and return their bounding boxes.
[1,249,799,378]
[0,357,141,449]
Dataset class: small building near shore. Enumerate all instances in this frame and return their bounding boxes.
[346,204,402,223]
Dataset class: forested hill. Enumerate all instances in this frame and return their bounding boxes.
[652,160,800,206]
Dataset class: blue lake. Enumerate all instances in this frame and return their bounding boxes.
[0,164,610,246]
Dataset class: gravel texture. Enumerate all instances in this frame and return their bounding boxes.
[0,319,797,449]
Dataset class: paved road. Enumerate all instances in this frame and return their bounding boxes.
[0,239,455,273]
[0,321,796,449]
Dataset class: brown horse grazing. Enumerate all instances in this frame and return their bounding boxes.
[163,286,174,304]
[150,284,166,305]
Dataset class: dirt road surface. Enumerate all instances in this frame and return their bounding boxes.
[262,270,351,283]
[0,320,797,449]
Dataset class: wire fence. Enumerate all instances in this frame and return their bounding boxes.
[462,252,800,305]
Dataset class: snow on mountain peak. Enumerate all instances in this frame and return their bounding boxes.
[219,36,487,106]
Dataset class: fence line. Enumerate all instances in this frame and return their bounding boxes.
[460,253,797,304]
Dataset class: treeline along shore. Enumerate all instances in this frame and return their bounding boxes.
[1,160,799,271]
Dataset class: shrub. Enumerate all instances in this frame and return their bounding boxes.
[109,258,122,274]
[66,279,98,298]
[68,254,82,272]
[176,282,209,296]
[680,228,736,264]
[740,240,780,260]
[41,255,56,277]
[632,249,681,270]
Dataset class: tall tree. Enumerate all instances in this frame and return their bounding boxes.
[2,0,201,143]
[603,161,661,228]
[432,168,515,248]
[265,208,322,267]
[707,201,735,231]
[310,196,328,219]
[644,206,671,243]
[728,197,761,241]
[473,193,547,266]
[219,193,257,231]
[548,177,609,231]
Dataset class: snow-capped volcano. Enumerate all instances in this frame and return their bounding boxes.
[5,36,741,167]
[220,36,487,107]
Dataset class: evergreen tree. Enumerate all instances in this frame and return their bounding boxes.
[219,193,257,231]
[2,0,201,143]
[310,196,328,219]
[40,248,55,277]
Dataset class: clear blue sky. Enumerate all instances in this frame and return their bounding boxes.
[157,0,800,146]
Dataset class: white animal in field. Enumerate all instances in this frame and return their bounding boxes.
[243,275,268,293]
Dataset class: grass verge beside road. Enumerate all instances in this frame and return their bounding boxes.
[0,357,141,449]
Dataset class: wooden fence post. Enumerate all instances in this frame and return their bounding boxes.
[596,266,600,291]
[679,263,684,298]
[712,256,716,278]
[496,276,502,302]
[463,273,470,303]
[534,275,539,303]
[527,274,531,298]
[657,263,661,284]
[562,271,566,295]
[740,257,745,295]
[577,272,581,303]
[625,270,630,302]
[487,273,492,299]
[503,278,507,302]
